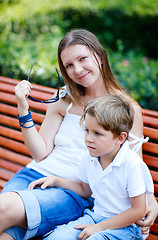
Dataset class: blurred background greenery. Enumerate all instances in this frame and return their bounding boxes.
[0,0,158,110]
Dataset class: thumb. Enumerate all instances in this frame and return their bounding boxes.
[136,219,145,227]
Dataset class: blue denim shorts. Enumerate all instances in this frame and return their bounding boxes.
[2,167,94,240]
[44,209,143,240]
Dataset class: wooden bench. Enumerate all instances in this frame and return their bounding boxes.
[0,76,158,239]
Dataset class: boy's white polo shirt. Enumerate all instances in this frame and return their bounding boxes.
[78,141,154,218]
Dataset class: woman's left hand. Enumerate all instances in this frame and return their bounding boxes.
[136,194,158,234]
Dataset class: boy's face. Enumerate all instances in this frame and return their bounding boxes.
[84,114,120,159]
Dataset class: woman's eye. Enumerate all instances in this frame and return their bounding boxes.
[65,64,72,68]
[80,57,87,61]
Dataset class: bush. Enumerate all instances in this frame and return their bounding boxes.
[0,0,158,110]
[108,43,158,111]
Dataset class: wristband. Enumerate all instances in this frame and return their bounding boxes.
[17,111,35,128]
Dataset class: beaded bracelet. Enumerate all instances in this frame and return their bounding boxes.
[17,111,35,128]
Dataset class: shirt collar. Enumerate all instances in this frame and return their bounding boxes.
[110,140,129,167]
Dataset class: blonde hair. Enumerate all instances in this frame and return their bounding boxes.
[83,95,134,138]
[58,29,124,103]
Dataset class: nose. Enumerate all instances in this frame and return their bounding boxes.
[74,63,83,75]
[85,132,93,143]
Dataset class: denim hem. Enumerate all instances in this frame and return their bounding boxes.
[4,227,26,240]
[15,190,41,240]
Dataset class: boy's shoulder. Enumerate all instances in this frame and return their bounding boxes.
[123,143,147,169]
[119,141,142,166]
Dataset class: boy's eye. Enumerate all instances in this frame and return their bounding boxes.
[85,128,89,133]
[95,132,101,136]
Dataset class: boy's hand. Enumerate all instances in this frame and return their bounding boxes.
[28,176,57,189]
[75,224,101,240]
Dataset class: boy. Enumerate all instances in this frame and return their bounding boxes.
[29,95,153,240]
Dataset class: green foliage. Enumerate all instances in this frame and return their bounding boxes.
[108,43,158,110]
[0,0,158,110]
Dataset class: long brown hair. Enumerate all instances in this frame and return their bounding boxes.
[58,29,124,103]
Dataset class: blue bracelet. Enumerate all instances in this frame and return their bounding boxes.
[17,111,35,128]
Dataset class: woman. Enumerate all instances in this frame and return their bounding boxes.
[0,29,157,240]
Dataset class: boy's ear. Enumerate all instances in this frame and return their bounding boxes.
[116,132,127,145]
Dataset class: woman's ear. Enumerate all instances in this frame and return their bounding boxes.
[116,132,127,145]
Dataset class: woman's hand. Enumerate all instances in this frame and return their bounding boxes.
[28,176,58,189]
[136,194,158,234]
[15,80,32,115]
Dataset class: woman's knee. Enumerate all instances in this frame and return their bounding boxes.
[0,192,27,228]
[0,232,14,240]
[0,193,13,215]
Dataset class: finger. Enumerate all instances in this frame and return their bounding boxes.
[15,86,31,100]
[28,182,36,189]
[15,81,32,93]
[28,181,40,189]
[78,230,85,240]
[141,226,150,235]
[75,225,88,230]
[143,217,154,227]
[15,80,32,91]
[136,220,145,227]
[41,182,49,189]
[28,178,46,189]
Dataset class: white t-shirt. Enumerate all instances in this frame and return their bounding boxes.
[78,141,154,218]
[27,88,153,194]
[27,110,87,181]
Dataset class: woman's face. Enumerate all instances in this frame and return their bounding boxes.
[60,44,103,88]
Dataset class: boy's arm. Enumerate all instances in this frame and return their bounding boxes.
[28,176,92,199]
[76,192,146,238]
[97,193,146,230]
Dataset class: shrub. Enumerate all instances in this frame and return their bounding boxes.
[0,0,157,110]
[108,43,158,110]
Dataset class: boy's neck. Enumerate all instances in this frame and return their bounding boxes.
[99,146,121,170]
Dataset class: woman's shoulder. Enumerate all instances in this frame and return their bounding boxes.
[46,95,72,118]
[118,91,142,113]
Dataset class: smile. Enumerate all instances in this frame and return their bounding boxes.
[79,72,90,79]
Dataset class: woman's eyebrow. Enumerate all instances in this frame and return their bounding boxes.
[63,53,89,67]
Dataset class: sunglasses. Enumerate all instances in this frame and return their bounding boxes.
[27,64,60,103]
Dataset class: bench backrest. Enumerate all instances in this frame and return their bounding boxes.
[0,76,158,239]
[0,76,55,188]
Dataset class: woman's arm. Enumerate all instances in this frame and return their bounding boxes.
[28,176,92,199]
[128,102,158,232]
[15,80,68,161]
[136,194,158,231]
[129,103,143,157]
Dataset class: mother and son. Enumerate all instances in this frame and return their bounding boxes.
[0,29,157,240]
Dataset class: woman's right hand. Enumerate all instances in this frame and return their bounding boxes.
[15,80,32,115]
